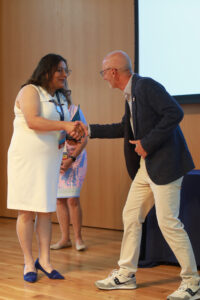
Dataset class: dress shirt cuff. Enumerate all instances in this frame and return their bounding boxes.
[88,124,91,137]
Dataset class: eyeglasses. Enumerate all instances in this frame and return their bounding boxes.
[56,67,72,77]
[99,67,128,77]
[99,68,113,77]
[66,69,72,76]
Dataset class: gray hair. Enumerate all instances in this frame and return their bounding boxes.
[104,50,133,73]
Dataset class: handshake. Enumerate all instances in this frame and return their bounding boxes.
[65,121,88,142]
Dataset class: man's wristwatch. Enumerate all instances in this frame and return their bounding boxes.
[68,155,76,162]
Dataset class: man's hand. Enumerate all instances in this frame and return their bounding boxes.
[73,121,88,139]
[129,140,147,158]
[64,121,88,141]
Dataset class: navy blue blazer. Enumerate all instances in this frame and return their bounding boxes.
[90,74,194,185]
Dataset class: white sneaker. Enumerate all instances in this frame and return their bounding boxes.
[167,281,200,300]
[95,269,137,290]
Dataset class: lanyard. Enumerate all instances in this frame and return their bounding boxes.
[49,92,65,121]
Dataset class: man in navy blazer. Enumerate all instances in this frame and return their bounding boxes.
[91,51,199,300]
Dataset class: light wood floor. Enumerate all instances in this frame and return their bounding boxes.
[0,217,195,300]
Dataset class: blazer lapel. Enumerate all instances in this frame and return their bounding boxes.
[132,98,137,139]
[131,74,141,139]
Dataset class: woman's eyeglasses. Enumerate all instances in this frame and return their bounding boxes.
[56,67,72,77]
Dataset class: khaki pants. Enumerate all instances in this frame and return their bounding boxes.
[118,158,199,282]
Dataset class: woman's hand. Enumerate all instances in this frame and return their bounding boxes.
[63,121,88,141]
[61,134,87,174]
[60,158,72,174]
[75,121,88,137]
[66,140,78,146]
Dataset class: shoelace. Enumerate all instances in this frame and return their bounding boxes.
[109,269,133,281]
[109,269,119,278]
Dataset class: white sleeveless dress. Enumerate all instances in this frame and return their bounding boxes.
[7,85,70,212]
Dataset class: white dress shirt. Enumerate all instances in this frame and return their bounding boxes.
[124,74,134,135]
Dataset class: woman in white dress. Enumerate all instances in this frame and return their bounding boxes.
[7,54,86,283]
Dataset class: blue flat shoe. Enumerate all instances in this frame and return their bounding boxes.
[24,271,37,283]
[35,258,64,279]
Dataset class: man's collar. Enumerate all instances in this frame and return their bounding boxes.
[124,74,134,99]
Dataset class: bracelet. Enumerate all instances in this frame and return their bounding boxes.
[68,155,76,162]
